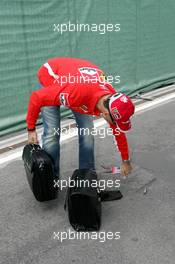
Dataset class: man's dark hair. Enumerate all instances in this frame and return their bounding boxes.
[103,97,110,110]
[103,96,114,122]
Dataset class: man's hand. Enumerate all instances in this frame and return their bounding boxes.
[120,161,133,177]
[28,130,39,144]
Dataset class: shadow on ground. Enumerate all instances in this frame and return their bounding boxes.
[0,100,175,264]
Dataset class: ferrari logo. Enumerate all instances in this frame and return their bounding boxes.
[111,107,121,120]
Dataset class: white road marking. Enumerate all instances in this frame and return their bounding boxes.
[0,91,175,166]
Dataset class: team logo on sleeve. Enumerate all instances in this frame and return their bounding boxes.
[79,67,98,75]
[59,93,69,106]
[79,67,100,82]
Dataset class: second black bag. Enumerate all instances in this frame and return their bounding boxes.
[64,169,101,231]
[64,169,123,232]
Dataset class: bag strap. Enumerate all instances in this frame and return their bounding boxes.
[100,190,123,201]
[64,188,123,211]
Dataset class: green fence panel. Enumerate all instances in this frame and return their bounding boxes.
[0,0,175,136]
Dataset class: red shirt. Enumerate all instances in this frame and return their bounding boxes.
[26,57,129,160]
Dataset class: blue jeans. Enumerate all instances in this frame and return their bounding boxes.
[41,106,95,177]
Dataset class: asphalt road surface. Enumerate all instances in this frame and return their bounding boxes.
[0,98,175,264]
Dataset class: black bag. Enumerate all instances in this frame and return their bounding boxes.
[22,144,58,202]
[64,169,123,231]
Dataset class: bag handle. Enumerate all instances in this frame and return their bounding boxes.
[30,144,41,153]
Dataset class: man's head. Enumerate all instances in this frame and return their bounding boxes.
[100,93,135,131]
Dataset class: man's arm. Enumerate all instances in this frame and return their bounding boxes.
[26,85,60,130]
[110,123,133,176]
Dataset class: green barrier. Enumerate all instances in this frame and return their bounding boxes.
[0,0,175,136]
